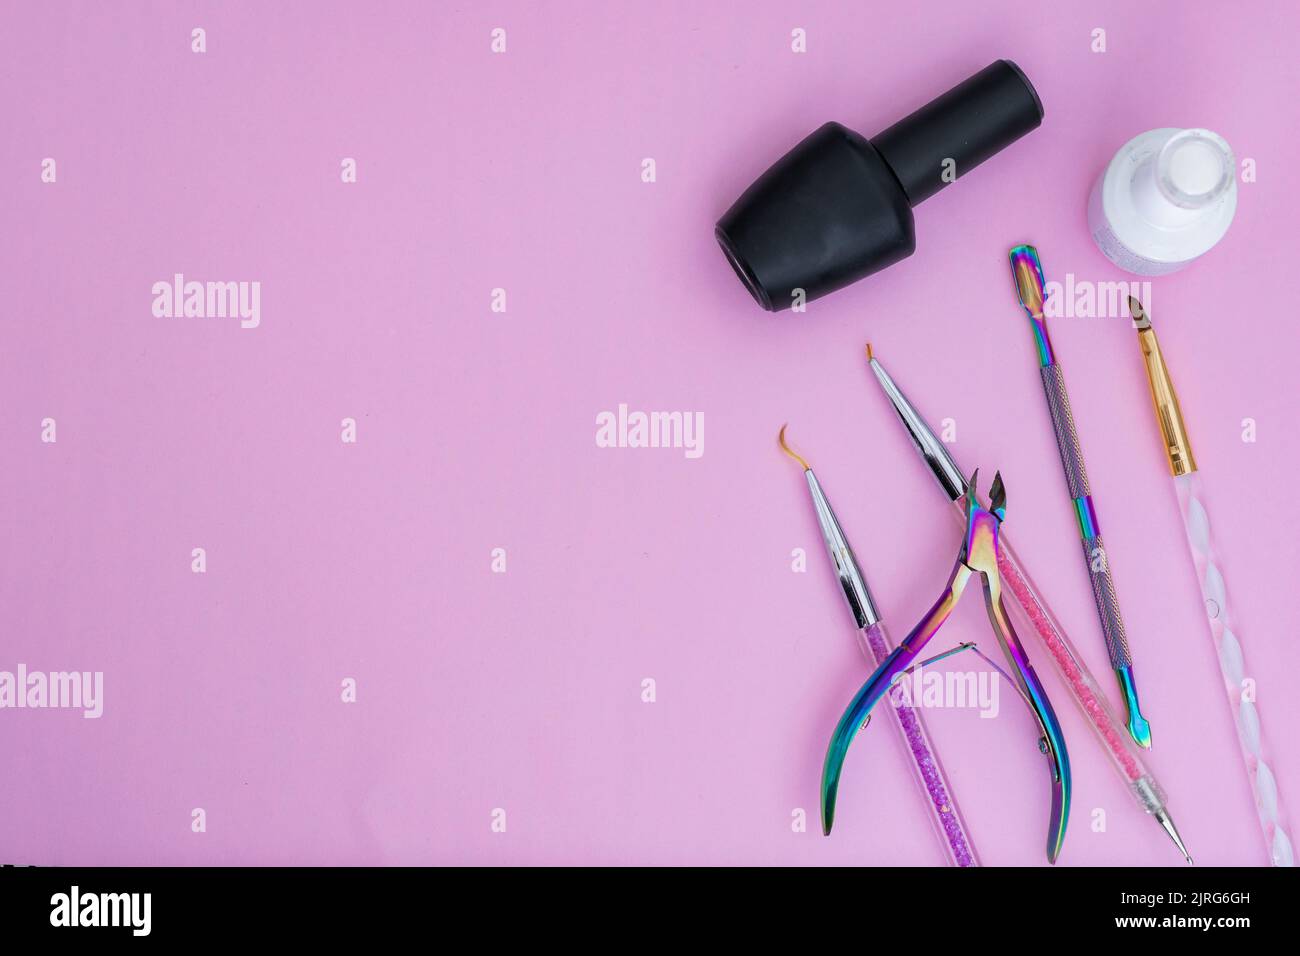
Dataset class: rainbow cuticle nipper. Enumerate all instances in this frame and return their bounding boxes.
[1010,244,1152,750]
[820,471,1072,863]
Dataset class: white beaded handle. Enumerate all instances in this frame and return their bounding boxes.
[1175,472,1294,866]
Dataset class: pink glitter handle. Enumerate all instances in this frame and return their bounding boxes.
[858,622,979,867]
[950,501,1176,821]
[996,542,1144,783]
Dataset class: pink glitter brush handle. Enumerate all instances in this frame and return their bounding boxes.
[949,499,1191,859]
[858,622,979,867]
[995,539,1145,784]
[1174,473,1294,867]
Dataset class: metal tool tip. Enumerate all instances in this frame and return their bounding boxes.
[1009,245,1046,316]
[777,424,811,471]
[1155,809,1192,864]
[989,471,1007,517]
[865,342,874,361]
[1128,295,1151,329]
[1128,709,1152,749]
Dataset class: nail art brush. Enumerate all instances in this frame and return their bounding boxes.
[1128,296,1293,867]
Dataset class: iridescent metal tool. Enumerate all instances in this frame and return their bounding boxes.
[1010,244,1153,750]
[820,470,1072,863]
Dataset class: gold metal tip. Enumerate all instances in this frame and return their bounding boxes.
[1133,305,1197,475]
[1128,296,1151,329]
[778,424,811,471]
[865,342,874,361]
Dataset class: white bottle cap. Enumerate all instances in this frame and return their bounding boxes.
[1156,129,1234,210]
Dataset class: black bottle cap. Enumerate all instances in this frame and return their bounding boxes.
[871,60,1043,206]
[716,59,1043,311]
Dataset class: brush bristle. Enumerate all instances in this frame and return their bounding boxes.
[778,424,811,471]
[1128,296,1151,329]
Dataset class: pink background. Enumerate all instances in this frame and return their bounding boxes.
[3,1,1297,866]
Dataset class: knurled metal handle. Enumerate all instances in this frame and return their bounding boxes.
[1041,364,1090,499]
[1080,534,1133,668]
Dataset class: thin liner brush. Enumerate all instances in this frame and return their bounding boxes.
[779,426,979,866]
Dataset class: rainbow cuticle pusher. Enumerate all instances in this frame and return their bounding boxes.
[1009,245,1152,750]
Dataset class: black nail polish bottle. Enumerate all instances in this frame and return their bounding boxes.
[715,59,1043,311]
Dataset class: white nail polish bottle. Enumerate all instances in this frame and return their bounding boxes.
[1088,128,1237,276]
